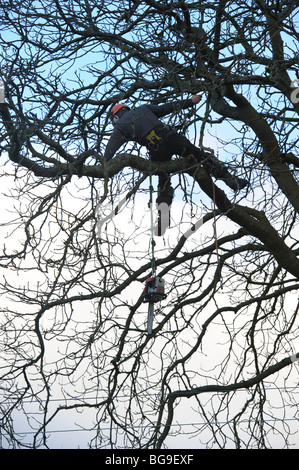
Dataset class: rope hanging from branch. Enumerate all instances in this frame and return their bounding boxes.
[142,158,167,335]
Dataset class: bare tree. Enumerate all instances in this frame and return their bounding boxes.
[0,0,299,449]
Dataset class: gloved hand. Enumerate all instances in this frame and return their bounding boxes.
[236,177,250,190]
[227,177,250,192]
[191,94,203,104]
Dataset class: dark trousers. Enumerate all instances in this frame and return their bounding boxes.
[149,132,232,203]
[150,132,231,178]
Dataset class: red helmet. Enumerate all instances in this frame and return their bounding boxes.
[111,103,130,117]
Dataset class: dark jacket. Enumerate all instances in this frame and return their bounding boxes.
[104,98,194,161]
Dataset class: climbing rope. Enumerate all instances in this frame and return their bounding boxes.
[142,157,168,335]
[148,156,156,275]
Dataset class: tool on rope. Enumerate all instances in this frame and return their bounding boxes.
[142,158,167,335]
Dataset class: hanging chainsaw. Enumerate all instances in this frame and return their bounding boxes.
[142,158,167,335]
[143,271,167,335]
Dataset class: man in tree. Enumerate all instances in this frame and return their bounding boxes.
[104,95,249,235]
[104,95,249,206]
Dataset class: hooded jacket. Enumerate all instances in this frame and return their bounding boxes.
[104,98,195,162]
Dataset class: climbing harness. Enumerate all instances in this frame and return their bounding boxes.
[142,157,167,335]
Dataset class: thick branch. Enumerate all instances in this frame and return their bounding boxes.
[188,164,299,280]
[216,86,299,214]
[156,352,299,448]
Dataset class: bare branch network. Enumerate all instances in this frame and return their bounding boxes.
[0,0,299,449]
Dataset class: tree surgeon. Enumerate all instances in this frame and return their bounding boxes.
[104,95,249,230]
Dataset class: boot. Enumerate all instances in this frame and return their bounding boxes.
[201,153,249,191]
[156,185,174,206]
[156,183,174,236]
